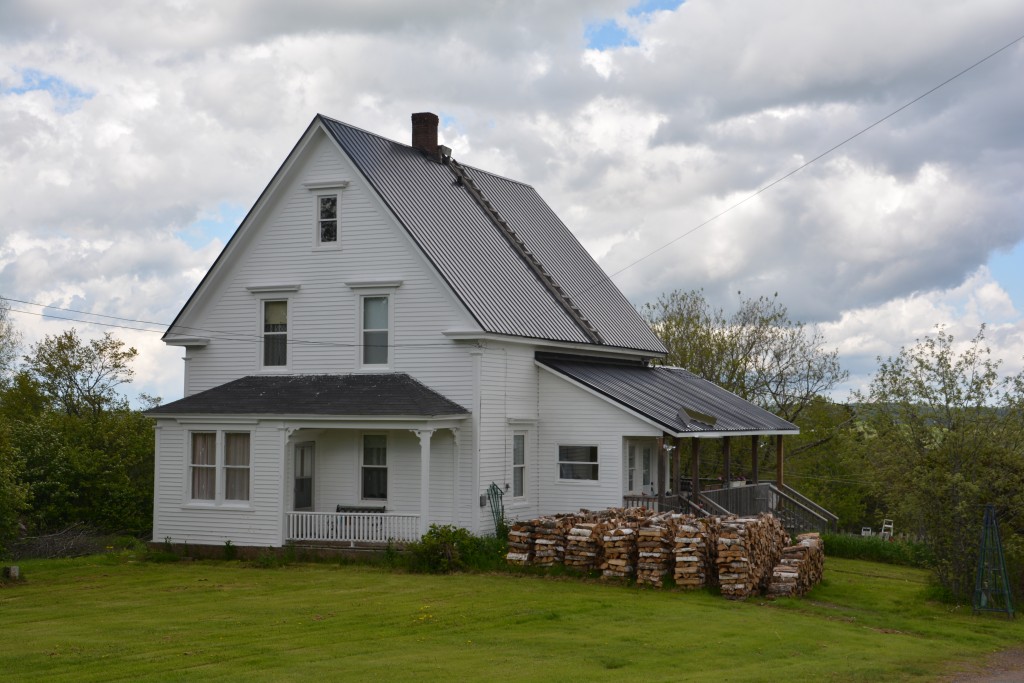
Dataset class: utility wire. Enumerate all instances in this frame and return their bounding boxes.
[4,299,453,350]
[607,30,1024,280]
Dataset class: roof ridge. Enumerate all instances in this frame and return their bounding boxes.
[447,157,605,345]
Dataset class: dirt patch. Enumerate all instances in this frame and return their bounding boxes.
[939,648,1024,682]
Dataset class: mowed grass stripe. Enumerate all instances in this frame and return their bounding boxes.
[1,554,1021,682]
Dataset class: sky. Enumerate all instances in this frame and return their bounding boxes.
[1,0,1022,405]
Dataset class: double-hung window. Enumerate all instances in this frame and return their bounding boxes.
[189,430,252,504]
[318,194,338,245]
[263,300,287,367]
[512,432,526,498]
[191,432,216,500]
[362,296,389,365]
[362,435,387,500]
[558,445,599,481]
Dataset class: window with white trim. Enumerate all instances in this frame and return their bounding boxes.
[642,445,653,489]
[263,300,287,367]
[224,433,251,501]
[191,432,216,500]
[318,194,338,245]
[558,445,598,481]
[361,296,389,366]
[512,432,526,498]
[189,430,252,503]
[362,434,387,500]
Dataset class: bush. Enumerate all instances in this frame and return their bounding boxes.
[406,525,507,574]
[822,533,932,568]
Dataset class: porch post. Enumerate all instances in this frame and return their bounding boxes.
[656,436,665,509]
[750,435,759,484]
[416,429,435,536]
[775,434,784,489]
[675,436,683,496]
[690,438,701,498]
[722,436,731,486]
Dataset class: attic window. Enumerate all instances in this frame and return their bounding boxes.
[304,181,349,249]
[318,194,337,244]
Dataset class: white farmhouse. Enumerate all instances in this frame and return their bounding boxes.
[149,113,817,551]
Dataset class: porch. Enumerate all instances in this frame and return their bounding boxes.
[286,510,421,545]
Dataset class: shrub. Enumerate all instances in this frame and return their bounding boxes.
[822,533,932,568]
[406,525,507,574]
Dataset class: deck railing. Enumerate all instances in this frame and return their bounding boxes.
[286,511,420,544]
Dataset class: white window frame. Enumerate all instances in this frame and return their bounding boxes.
[512,431,527,499]
[346,282,401,371]
[260,297,290,370]
[304,180,348,250]
[294,441,315,511]
[316,193,339,248]
[186,429,253,508]
[360,295,390,367]
[360,433,388,502]
[558,444,599,482]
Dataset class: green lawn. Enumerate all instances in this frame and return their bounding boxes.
[0,553,1021,682]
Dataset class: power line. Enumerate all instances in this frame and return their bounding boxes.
[607,30,1024,280]
[4,299,454,350]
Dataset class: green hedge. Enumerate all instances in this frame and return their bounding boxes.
[822,533,932,568]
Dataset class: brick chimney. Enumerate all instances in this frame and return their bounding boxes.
[411,112,439,156]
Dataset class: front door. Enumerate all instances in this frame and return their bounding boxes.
[294,442,314,510]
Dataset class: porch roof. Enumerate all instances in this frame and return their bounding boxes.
[537,355,798,437]
[147,374,469,418]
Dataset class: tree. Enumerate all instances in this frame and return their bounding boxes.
[24,330,138,416]
[0,298,21,384]
[856,325,1024,600]
[642,289,848,424]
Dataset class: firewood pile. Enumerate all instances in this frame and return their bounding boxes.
[565,521,606,570]
[716,514,790,600]
[636,520,675,587]
[532,514,578,568]
[767,533,824,598]
[505,520,534,566]
[673,515,719,590]
[505,508,823,600]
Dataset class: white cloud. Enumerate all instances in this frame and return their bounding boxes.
[0,0,1022,405]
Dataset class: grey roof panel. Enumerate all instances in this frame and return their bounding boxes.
[319,116,666,354]
[147,374,469,417]
[538,357,797,435]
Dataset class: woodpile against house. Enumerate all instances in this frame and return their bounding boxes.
[506,509,823,600]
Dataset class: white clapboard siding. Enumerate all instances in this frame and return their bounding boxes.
[536,368,661,517]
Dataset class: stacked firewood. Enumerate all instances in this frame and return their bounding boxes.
[767,533,825,598]
[636,518,676,587]
[601,525,638,580]
[673,515,719,590]
[716,514,790,600]
[532,514,577,568]
[564,520,606,570]
[505,520,535,566]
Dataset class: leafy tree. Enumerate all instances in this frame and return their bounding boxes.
[0,423,28,557]
[643,289,847,423]
[856,325,1024,600]
[24,330,138,416]
[0,298,21,384]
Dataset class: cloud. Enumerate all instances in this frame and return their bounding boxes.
[0,0,1022,405]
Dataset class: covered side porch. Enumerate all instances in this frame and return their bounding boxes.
[538,355,837,534]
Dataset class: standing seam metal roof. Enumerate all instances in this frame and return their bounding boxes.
[319,115,666,354]
[538,357,798,435]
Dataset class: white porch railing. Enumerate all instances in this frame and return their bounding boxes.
[286,511,421,544]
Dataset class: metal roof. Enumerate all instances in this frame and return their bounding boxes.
[319,115,666,354]
[146,374,469,418]
[538,356,798,436]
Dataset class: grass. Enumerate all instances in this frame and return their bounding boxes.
[822,533,933,568]
[1,552,1022,682]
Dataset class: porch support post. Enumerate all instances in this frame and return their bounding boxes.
[722,436,731,486]
[775,434,784,489]
[690,438,701,499]
[656,436,665,508]
[675,437,683,496]
[750,435,759,484]
[416,429,434,536]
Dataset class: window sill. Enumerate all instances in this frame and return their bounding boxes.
[556,479,601,485]
[182,502,254,512]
